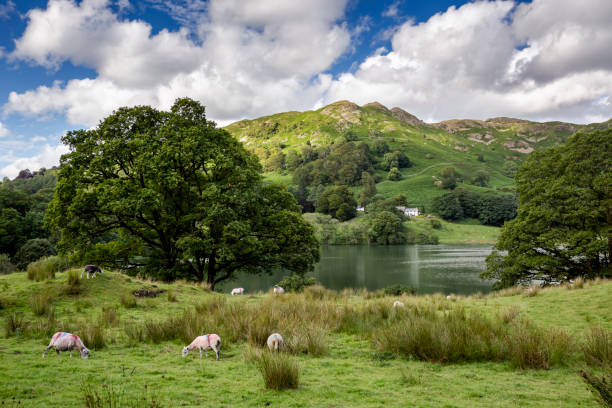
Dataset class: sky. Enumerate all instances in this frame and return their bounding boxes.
[0,0,611,179]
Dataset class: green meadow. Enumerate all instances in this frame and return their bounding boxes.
[1,270,610,407]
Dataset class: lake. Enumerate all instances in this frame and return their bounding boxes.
[218,244,494,295]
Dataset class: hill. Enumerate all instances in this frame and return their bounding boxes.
[0,270,610,407]
[225,100,612,211]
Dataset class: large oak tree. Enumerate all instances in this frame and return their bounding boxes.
[482,129,611,288]
[46,98,319,289]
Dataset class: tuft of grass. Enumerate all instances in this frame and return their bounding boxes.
[80,323,106,350]
[120,292,137,309]
[26,256,58,281]
[4,312,25,337]
[584,327,612,367]
[568,276,585,290]
[67,270,81,286]
[256,351,300,390]
[167,289,177,302]
[523,285,540,297]
[124,323,145,346]
[30,292,53,316]
[581,370,612,408]
[101,306,119,327]
[82,381,163,408]
[399,367,423,386]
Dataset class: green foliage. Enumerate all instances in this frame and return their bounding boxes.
[502,161,519,178]
[383,284,416,296]
[67,270,81,286]
[367,211,407,245]
[484,129,612,287]
[432,190,517,226]
[45,98,319,289]
[120,292,137,309]
[380,151,411,171]
[276,274,316,293]
[472,170,490,187]
[316,185,357,221]
[430,219,442,229]
[431,193,464,220]
[416,232,439,244]
[82,381,163,408]
[30,292,53,316]
[440,167,458,190]
[80,322,106,350]
[359,172,377,206]
[387,167,402,181]
[0,253,15,274]
[14,238,56,270]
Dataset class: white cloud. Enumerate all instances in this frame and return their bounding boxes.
[0,121,9,137]
[0,143,69,179]
[3,0,612,127]
[6,0,350,125]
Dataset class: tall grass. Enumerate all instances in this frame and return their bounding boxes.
[584,327,612,367]
[581,370,612,408]
[4,312,25,337]
[255,351,299,390]
[82,381,163,408]
[80,322,106,350]
[506,319,574,369]
[26,255,68,281]
[120,293,137,308]
[30,292,53,316]
[101,306,119,327]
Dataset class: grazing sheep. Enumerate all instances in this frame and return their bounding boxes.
[43,332,90,359]
[182,334,221,360]
[267,333,284,351]
[231,287,244,296]
[81,264,103,279]
[393,300,405,308]
[273,285,285,294]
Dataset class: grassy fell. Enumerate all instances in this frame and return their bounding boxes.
[0,270,610,407]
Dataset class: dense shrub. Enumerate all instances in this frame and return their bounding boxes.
[80,323,106,350]
[0,253,16,274]
[26,255,68,281]
[276,274,316,293]
[14,238,57,270]
[383,284,416,296]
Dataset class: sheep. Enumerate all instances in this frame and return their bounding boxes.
[273,285,285,294]
[267,333,284,351]
[81,264,103,279]
[231,287,244,296]
[43,332,90,359]
[182,334,221,360]
[393,300,405,308]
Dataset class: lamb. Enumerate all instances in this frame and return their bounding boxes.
[393,300,405,308]
[231,287,244,295]
[43,332,90,359]
[81,264,103,279]
[182,334,221,360]
[267,333,284,351]
[273,285,285,294]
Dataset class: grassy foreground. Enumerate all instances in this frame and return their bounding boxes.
[0,270,610,407]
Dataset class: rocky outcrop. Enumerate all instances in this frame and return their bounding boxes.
[320,100,362,125]
[390,107,424,126]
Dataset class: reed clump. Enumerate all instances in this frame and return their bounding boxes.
[583,326,612,367]
[255,351,299,390]
[30,292,53,316]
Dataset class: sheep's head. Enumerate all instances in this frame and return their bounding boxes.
[81,347,90,359]
[181,347,189,358]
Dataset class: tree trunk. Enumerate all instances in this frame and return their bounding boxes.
[207,248,217,290]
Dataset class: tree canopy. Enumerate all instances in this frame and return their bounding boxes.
[482,129,612,288]
[45,98,319,289]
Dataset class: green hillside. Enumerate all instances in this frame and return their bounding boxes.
[225,100,611,210]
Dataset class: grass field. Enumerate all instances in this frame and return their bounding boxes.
[409,217,501,244]
[0,270,610,407]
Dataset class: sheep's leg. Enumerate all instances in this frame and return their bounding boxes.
[70,350,73,357]
[199,349,202,358]
[56,349,60,356]
[212,346,219,361]
[81,271,85,279]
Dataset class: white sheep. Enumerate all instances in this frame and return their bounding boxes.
[182,334,221,360]
[267,333,284,351]
[43,332,90,359]
[393,300,405,308]
[231,287,244,295]
[273,285,285,294]
[81,264,103,279]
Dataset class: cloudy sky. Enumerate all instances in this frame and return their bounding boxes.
[0,0,611,179]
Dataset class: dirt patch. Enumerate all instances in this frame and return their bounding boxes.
[132,288,166,298]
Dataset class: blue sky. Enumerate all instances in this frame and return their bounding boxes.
[0,0,611,178]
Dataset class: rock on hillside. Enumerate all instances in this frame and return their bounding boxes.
[320,100,362,126]
[390,107,424,127]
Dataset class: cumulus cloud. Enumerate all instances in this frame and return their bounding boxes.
[0,144,69,179]
[323,0,612,123]
[6,0,350,125]
[3,0,612,127]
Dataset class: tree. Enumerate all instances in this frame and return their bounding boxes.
[45,98,319,289]
[367,211,406,245]
[359,172,376,206]
[482,130,612,288]
[440,167,458,190]
[388,167,402,181]
[431,192,463,220]
[472,170,490,187]
[316,185,357,221]
[14,238,56,270]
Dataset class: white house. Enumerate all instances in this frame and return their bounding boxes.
[396,206,419,217]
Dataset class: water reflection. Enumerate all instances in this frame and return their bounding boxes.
[218,244,494,295]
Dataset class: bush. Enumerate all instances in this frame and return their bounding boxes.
[430,219,442,230]
[14,238,57,270]
[584,327,612,367]
[276,274,316,293]
[416,233,439,245]
[30,292,53,316]
[581,370,612,408]
[26,255,68,281]
[256,351,300,390]
[383,284,416,296]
